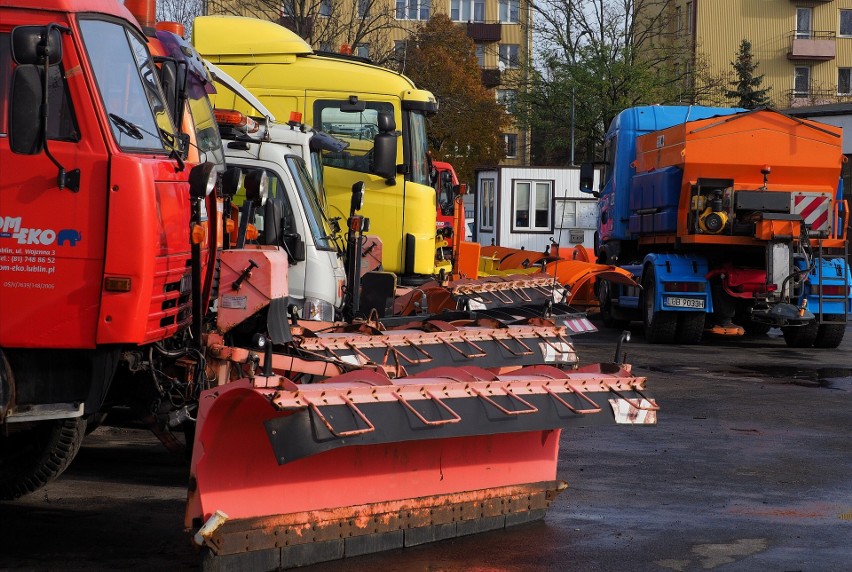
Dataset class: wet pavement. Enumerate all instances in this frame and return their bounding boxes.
[1,323,850,571]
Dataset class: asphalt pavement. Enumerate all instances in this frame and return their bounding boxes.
[1,323,850,571]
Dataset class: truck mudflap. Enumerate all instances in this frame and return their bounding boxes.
[187,364,656,569]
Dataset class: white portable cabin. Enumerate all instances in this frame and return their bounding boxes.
[474,166,598,252]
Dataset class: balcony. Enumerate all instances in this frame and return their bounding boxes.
[481,68,502,88]
[785,89,852,108]
[467,22,501,43]
[787,31,836,61]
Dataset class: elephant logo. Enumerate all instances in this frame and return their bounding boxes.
[57,229,82,247]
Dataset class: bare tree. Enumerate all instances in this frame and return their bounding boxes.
[207,0,402,64]
[156,0,205,37]
[510,0,726,163]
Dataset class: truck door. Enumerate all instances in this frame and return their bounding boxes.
[0,18,110,349]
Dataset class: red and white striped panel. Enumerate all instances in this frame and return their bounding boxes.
[792,193,832,233]
[562,317,598,334]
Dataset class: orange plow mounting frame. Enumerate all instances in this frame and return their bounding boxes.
[479,244,638,307]
[186,365,656,569]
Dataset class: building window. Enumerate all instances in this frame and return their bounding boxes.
[394,40,407,62]
[475,44,485,68]
[355,43,369,59]
[396,0,430,20]
[498,0,519,23]
[794,66,810,96]
[358,0,370,18]
[796,7,812,39]
[320,0,332,17]
[451,0,485,23]
[685,1,693,35]
[499,44,519,69]
[513,181,552,231]
[841,10,852,37]
[480,178,495,230]
[839,68,852,95]
[504,133,517,158]
[496,89,516,108]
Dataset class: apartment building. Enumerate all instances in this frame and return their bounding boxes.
[650,0,852,108]
[209,0,532,165]
[387,0,532,165]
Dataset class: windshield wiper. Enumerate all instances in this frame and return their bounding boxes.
[108,113,144,140]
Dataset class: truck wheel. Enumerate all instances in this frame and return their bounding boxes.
[813,318,846,349]
[599,280,630,329]
[782,322,818,348]
[676,312,705,344]
[0,418,87,500]
[642,268,677,344]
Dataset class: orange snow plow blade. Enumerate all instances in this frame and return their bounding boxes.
[186,365,656,569]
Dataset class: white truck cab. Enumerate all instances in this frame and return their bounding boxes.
[210,62,346,321]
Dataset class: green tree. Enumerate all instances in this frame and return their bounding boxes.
[402,14,508,184]
[726,39,771,109]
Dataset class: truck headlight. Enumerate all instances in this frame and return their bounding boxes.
[302,297,335,322]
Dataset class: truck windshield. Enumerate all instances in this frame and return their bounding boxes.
[406,111,430,186]
[286,156,335,251]
[79,19,174,151]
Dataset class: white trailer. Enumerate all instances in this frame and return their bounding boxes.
[474,166,598,253]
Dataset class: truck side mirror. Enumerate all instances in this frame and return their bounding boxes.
[579,162,598,197]
[283,233,306,263]
[372,133,397,181]
[9,66,43,155]
[377,111,396,133]
[11,26,63,66]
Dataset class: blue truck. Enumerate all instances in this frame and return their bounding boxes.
[582,105,851,347]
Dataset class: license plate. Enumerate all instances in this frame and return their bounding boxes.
[665,296,705,309]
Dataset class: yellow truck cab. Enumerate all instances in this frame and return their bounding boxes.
[194,16,440,283]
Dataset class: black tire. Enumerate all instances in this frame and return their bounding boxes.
[599,280,630,329]
[782,321,818,348]
[676,312,705,344]
[814,319,846,349]
[642,267,677,344]
[0,417,87,500]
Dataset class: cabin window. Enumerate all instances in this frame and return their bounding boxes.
[480,178,495,230]
[512,180,552,232]
[314,99,394,175]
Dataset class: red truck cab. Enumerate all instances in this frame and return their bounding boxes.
[0,0,214,499]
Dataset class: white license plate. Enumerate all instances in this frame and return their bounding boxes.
[665,296,705,309]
